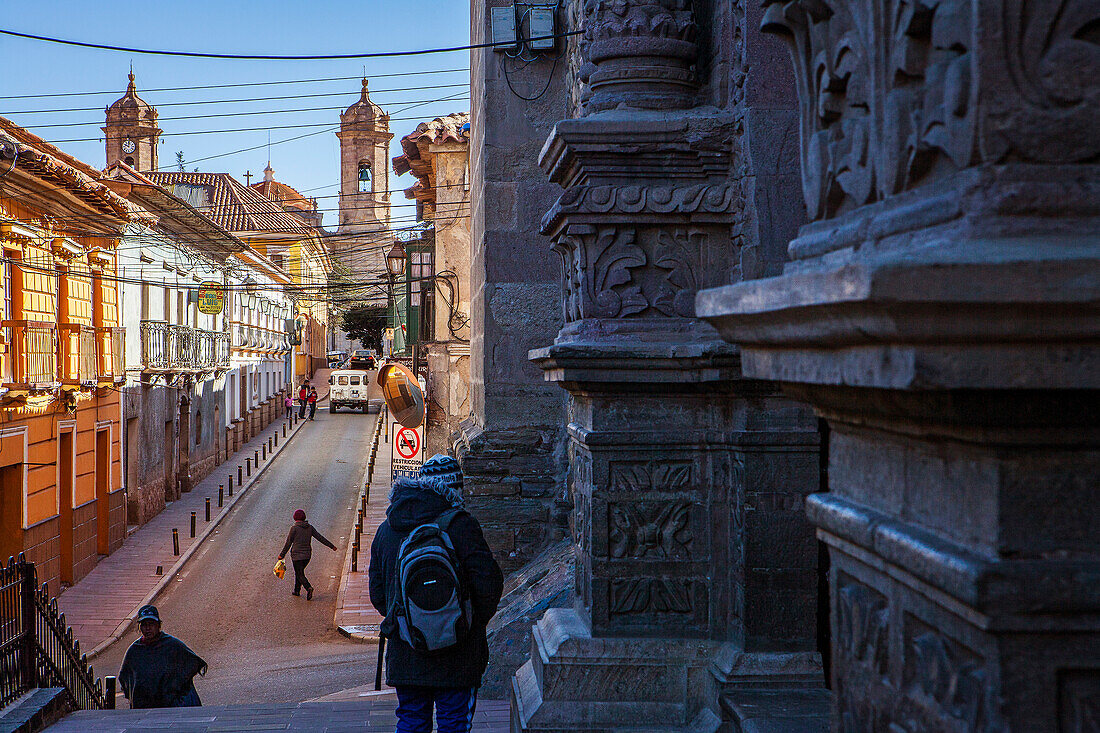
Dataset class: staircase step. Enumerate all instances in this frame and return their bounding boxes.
[720,689,831,733]
[0,688,70,733]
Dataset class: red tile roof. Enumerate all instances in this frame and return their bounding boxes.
[144,171,314,235]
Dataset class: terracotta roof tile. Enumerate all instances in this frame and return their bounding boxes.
[144,171,314,235]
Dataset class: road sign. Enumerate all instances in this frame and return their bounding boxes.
[197,281,225,315]
[391,422,424,482]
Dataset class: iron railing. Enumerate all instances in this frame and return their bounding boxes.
[0,554,114,711]
[141,321,229,373]
[2,320,58,389]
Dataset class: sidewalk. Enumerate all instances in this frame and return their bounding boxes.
[334,419,391,642]
[58,411,310,659]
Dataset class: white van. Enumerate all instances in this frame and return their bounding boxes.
[328,369,379,413]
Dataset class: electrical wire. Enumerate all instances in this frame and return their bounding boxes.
[0,28,582,60]
[0,69,470,101]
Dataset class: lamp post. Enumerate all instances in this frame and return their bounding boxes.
[385,241,406,360]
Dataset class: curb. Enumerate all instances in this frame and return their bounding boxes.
[332,408,386,646]
[86,414,310,660]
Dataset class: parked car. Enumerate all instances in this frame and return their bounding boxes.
[327,350,347,367]
[349,349,376,369]
[328,369,380,413]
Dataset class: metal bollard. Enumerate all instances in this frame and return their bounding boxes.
[105,676,116,709]
[219,485,224,507]
[228,476,234,496]
[282,423,286,438]
[155,565,163,576]
[355,523,362,547]
[205,497,211,522]
[255,449,260,465]
[269,436,273,451]
[172,529,180,555]
[190,512,196,538]
[262,444,267,460]
[351,542,359,573]
[358,508,363,527]
[246,458,251,477]
[238,466,243,485]
[274,432,278,446]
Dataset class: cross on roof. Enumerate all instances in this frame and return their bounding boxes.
[244,170,253,186]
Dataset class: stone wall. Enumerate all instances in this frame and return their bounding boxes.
[459,0,572,572]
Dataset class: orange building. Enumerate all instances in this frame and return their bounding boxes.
[0,118,132,593]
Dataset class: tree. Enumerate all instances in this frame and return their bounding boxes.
[175,151,185,172]
[341,304,387,352]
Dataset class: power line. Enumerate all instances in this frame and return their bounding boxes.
[0,28,580,60]
[19,96,471,130]
[7,83,470,116]
[0,68,470,101]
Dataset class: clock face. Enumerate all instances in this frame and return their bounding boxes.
[122,139,136,154]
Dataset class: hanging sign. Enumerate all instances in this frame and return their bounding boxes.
[197,281,225,315]
[391,423,424,482]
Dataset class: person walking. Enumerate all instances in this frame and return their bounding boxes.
[118,605,206,709]
[283,393,293,419]
[369,455,503,733]
[307,387,318,420]
[277,509,336,600]
[297,381,310,419]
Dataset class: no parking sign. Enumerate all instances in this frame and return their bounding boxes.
[391,423,424,482]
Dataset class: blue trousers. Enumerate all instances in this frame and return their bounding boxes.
[395,686,477,733]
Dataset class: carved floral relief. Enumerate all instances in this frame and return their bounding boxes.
[762,0,1100,222]
[608,501,693,559]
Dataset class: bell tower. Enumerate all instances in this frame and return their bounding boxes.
[336,79,393,232]
[103,70,161,171]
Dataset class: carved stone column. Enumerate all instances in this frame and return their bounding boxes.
[698,0,1100,730]
[514,3,825,730]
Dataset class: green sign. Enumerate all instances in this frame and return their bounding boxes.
[197,281,225,315]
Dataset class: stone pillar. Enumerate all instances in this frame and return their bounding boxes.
[697,0,1100,729]
[515,2,824,730]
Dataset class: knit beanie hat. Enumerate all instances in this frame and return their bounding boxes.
[418,454,465,508]
[293,509,306,521]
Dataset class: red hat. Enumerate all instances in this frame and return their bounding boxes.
[293,509,306,521]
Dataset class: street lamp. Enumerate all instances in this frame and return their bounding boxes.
[385,241,406,277]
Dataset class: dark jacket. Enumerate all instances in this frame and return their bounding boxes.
[119,632,206,709]
[369,481,504,688]
[279,520,336,561]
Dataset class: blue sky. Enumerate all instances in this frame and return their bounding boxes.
[0,1,472,228]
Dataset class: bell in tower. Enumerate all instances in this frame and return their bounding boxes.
[102,70,162,172]
[336,79,393,232]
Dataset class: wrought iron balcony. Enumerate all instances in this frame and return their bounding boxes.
[141,321,229,373]
[2,320,59,390]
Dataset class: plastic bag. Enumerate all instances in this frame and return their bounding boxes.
[273,558,286,579]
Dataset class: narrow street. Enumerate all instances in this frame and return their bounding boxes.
[94,399,381,706]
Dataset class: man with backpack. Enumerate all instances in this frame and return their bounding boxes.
[368,455,503,733]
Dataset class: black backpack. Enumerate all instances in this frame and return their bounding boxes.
[390,509,473,654]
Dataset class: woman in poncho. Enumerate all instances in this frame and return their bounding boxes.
[118,605,206,708]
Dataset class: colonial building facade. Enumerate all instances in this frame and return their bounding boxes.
[0,118,129,594]
[469,1,1100,732]
[392,113,471,456]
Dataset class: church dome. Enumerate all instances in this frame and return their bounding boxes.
[341,79,387,129]
[107,72,158,121]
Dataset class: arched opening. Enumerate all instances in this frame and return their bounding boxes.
[124,156,135,166]
[358,161,371,192]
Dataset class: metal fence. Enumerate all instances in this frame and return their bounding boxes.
[0,554,114,711]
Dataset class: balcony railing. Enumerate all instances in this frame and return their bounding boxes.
[95,326,125,382]
[59,325,97,385]
[2,320,58,389]
[141,321,230,373]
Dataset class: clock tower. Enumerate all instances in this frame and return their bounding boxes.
[103,71,161,171]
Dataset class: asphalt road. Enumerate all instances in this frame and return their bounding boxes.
[96,399,382,706]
